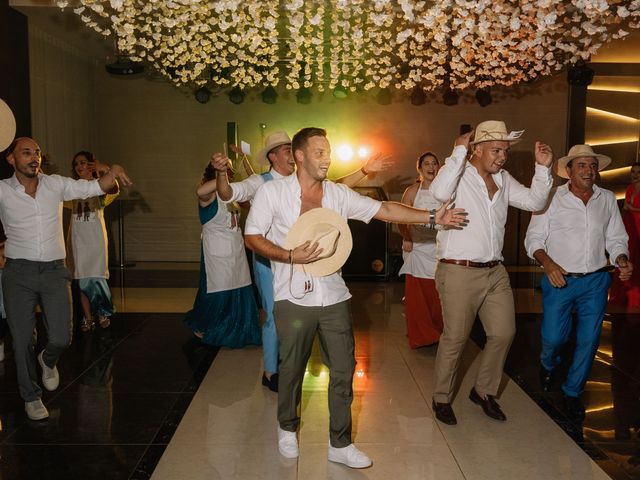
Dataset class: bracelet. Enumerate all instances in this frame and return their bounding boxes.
[288,249,293,264]
[360,166,368,176]
[428,209,436,229]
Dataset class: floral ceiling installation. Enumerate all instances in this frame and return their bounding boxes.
[56,0,640,93]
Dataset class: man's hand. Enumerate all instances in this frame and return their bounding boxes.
[617,256,633,282]
[402,239,413,252]
[291,241,323,264]
[362,153,393,175]
[454,132,473,149]
[435,199,468,227]
[542,258,567,288]
[534,142,553,167]
[210,153,233,172]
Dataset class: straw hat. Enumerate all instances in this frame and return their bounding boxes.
[255,131,291,166]
[556,144,611,179]
[470,120,524,146]
[0,99,16,151]
[283,208,353,277]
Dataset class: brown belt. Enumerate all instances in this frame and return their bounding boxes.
[439,259,501,268]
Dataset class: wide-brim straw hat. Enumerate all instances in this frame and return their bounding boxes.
[556,144,611,179]
[470,120,524,146]
[0,99,16,151]
[255,131,291,166]
[283,208,353,277]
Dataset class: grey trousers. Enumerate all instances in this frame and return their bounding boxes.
[432,263,516,403]
[2,258,73,402]
[274,299,355,448]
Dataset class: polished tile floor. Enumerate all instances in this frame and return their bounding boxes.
[0,265,638,479]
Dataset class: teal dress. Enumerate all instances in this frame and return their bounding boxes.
[184,200,261,348]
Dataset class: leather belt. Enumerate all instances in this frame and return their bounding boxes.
[439,259,501,268]
[565,265,615,278]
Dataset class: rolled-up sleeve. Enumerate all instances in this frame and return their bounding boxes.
[429,145,468,203]
[225,174,264,204]
[507,164,552,212]
[245,183,273,236]
[525,207,550,260]
[60,176,104,201]
[340,184,382,223]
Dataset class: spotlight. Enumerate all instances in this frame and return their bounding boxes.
[296,87,312,104]
[332,85,348,99]
[194,87,211,104]
[475,88,492,107]
[336,145,353,162]
[377,88,392,105]
[442,89,458,106]
[261,86,277,104]
[410,86,426,105]
[228,87,244,104]
[357,146,370,158]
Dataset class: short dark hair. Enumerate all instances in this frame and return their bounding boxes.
[291,127,327,158]
[417,151,438,169]
[71,151,94,179]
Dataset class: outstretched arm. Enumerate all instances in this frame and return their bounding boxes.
[94,161,132,194]
[375,199,467,227]
[336,153,393,187]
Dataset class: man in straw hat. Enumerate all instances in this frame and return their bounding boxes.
[525,144,632,420]
[1,136,132,421]
[212,131,391,393]
[243,127,467,468]
[430,120,554,425]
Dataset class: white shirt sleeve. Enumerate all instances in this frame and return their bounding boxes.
[525,207,551,260]
[245,182,274,236]
[429,145,468,203]
[225,174,264,204]
[59,176,104,202]
[604,192,629,264]
[340,184,382,223]
[506,164,553,212]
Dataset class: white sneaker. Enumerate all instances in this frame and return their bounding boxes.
[277,426,299,458]
[37,350,59,391]
[25,399,49,420]
[328,443,372,469]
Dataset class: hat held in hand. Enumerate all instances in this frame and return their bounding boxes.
[0,99,16,152]
[284,208,353,277]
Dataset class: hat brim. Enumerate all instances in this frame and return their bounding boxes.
[0,99,16,151]
[555,153,612,179]
[283,208,353,277]
[470,137,521,146]
[255,140,291,167]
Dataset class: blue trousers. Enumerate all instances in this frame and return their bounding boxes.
[253,253,278,374]
[540,272,611,397]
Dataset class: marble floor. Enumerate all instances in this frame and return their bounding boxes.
[0,265,638,479]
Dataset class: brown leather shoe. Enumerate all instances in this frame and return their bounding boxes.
[432,400,457,425]
[469,387,506,421]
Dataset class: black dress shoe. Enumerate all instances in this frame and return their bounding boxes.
[262,373,278,393]
[564,395,585,420]
[432,400,457,425]
[469,387,507,421]
[539,366,554,392]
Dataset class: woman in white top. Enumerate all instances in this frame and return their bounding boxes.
[398,152,444,348]
[67,151,117,331]
[183,160,261,348]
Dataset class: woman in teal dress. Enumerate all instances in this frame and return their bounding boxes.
[184,160,261,349]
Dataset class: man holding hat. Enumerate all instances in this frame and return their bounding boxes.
[525,144,632,420]
[244,127,467,468]
[1,136,132,421]
[430,121,553,425]
[213,132,391,393]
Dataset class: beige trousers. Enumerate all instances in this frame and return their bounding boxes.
[432,263,515,403]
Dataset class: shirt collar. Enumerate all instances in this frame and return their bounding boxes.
[6,172,43,190]
[561,181,602,199]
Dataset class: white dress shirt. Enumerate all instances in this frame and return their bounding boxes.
[245,173,381,307]
[0,173,104,261]
[525,183,628,273]
[430,145,552,262]
[226,169,286,203]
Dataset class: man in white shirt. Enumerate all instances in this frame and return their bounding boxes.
[525,144,632,420]
[244,127,466,468]
[430,121,553,425]
[214,132,391,393]
[1,137,132,421]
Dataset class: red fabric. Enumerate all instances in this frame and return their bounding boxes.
[610,185,640,308]
[404,274,443,348]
